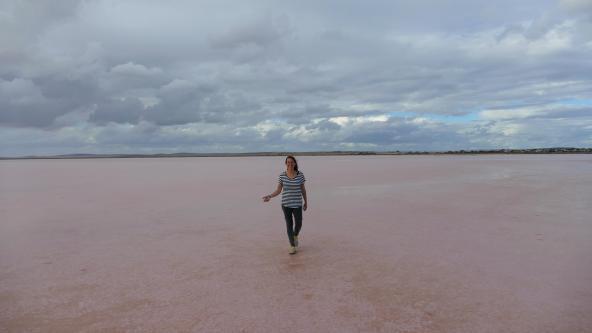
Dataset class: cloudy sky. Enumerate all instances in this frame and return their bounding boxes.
[1,0,591,156]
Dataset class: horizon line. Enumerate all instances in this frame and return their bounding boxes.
[1,147,591,160]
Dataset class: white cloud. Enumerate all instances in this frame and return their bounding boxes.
[110,62,163,77]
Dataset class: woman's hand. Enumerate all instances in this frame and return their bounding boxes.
[303,202,307,211]
[262,195,271,202]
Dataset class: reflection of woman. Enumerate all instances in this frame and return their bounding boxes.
[262,155,308,255]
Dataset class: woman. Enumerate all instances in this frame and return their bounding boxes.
[262,155,308,255]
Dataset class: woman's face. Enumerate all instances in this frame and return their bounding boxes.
[285,158,296,170]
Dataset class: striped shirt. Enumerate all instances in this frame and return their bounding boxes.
[278,171,306,208]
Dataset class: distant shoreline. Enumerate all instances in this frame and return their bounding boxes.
[1,147,590,160]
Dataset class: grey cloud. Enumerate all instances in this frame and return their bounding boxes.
[110,62,163,76]
[305,119,341,131]
[35,74,102,109]
[1,0,590,155]
[545,107,592,119]
[471,117,592,148]
[138,80,261,126]
[209,14,291,49]
[0,77,94,127]
[561,0,592,15]
[0,0,81,46]
[276,104,377,125]
[89,97,145,125]
[343,120,421,145]
[263,128,287,141]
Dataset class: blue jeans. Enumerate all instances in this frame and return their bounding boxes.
[281,205,302,247]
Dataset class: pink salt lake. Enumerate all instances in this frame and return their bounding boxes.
[1,155,591,332]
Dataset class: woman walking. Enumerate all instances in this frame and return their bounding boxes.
[262,155,308,255]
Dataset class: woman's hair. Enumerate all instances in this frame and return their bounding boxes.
[285,155,299,174]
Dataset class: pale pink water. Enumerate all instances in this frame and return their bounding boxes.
[1,155,591,332]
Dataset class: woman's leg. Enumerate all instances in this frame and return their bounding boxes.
[281,206,295,247]
[293,206,303,237]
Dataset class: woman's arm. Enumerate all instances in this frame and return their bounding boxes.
[301,183,307,210]
[262,183,282,202]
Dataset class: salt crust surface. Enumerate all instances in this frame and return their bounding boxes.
[1,155,591,332]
